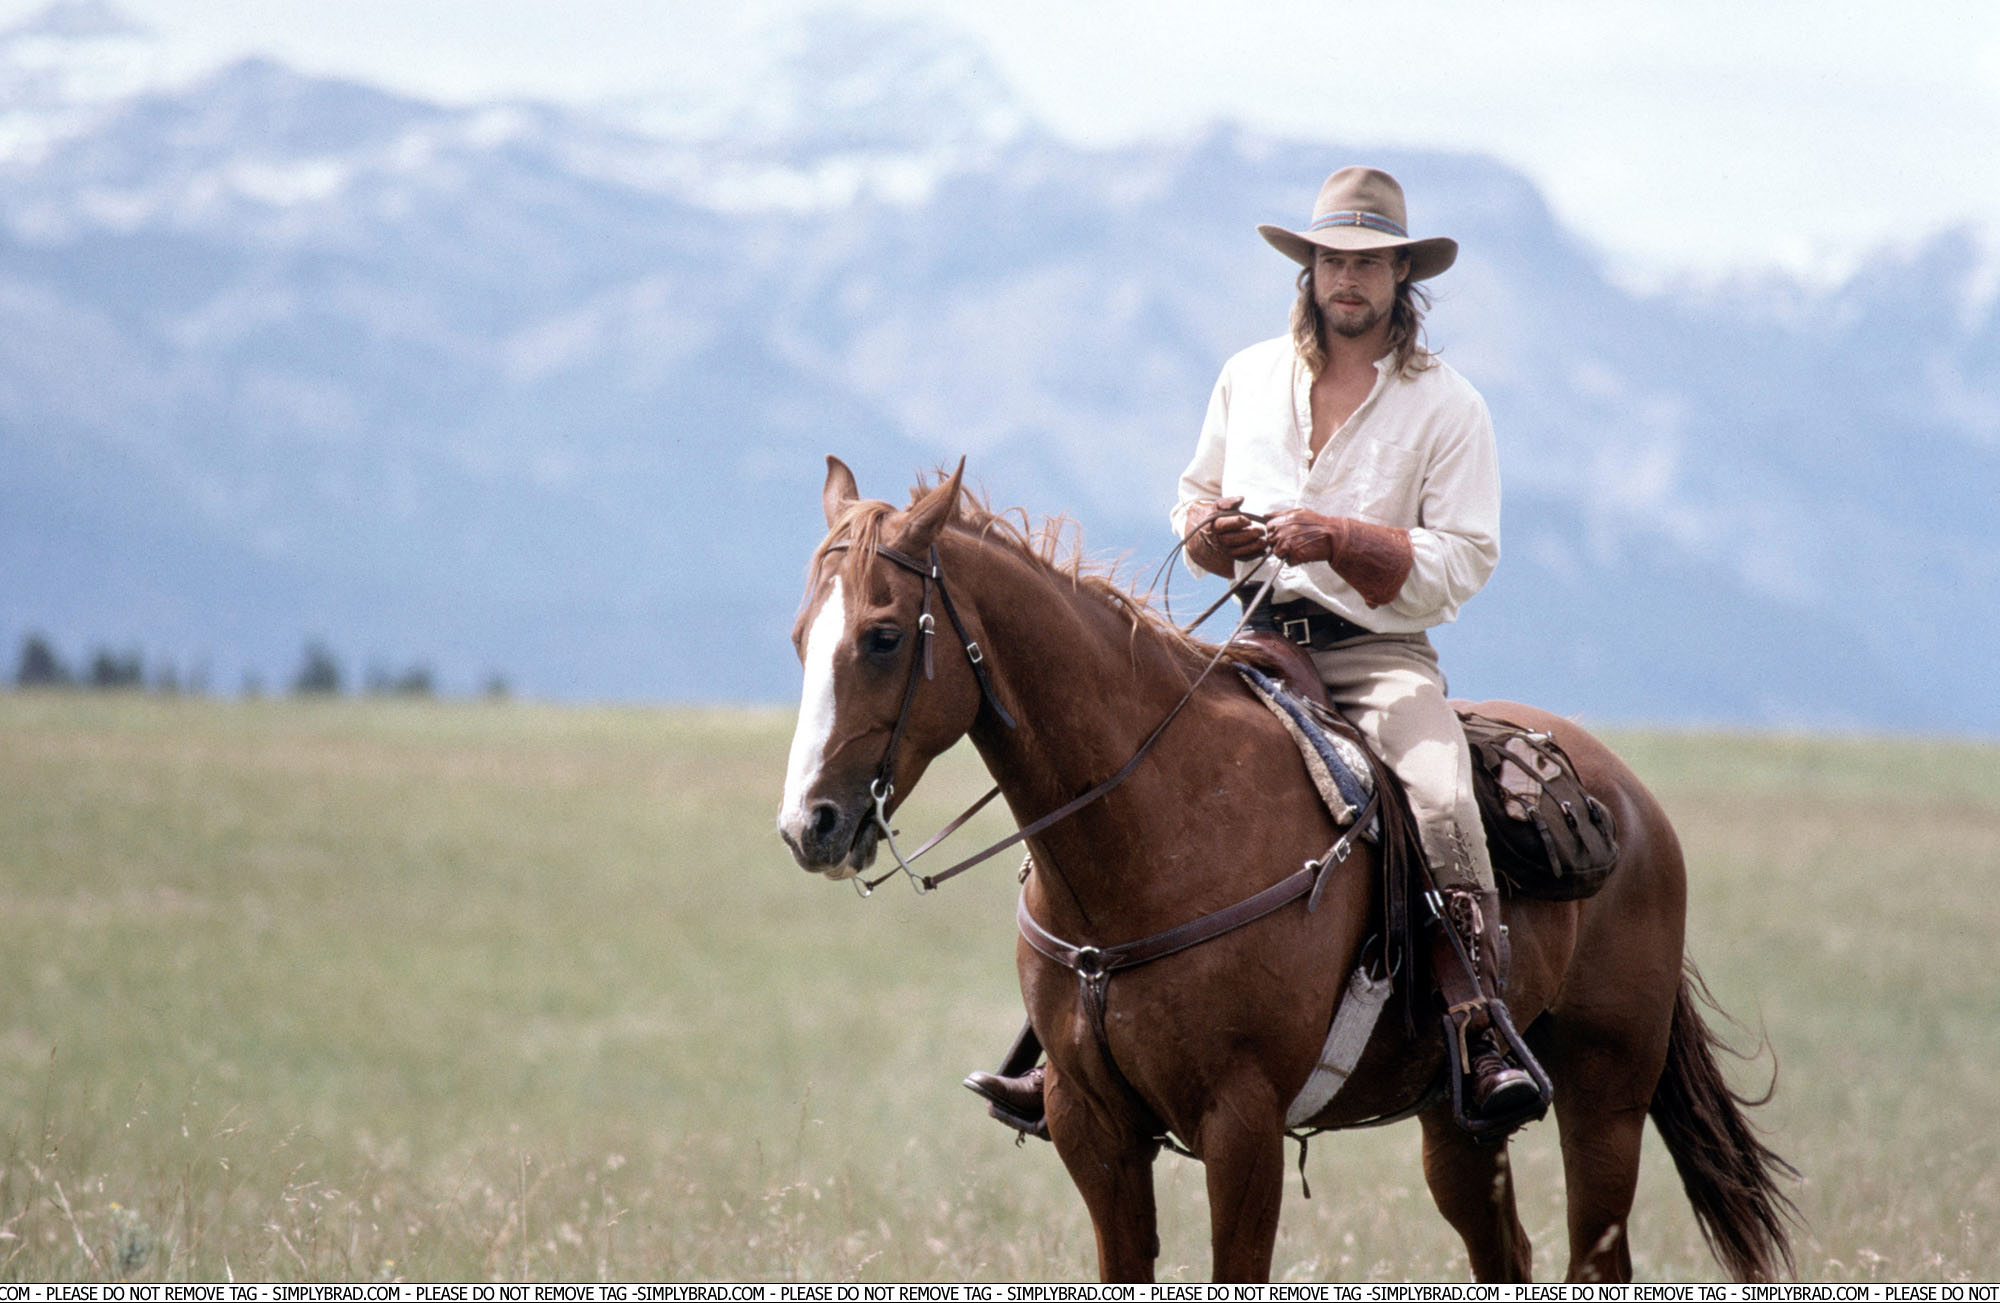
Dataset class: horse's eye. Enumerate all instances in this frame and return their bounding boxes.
[863,626,903,658]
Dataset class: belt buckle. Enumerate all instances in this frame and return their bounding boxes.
[1280,616,1314,646]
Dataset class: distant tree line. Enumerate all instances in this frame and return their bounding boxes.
[11,632,509,700]
[14,634,193,692]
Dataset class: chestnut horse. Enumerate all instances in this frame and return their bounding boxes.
[777,458,1798,1282]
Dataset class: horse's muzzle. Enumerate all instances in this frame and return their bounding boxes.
[777,796,880,878]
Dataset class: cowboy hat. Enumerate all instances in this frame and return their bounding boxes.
[1258,166,1458,282]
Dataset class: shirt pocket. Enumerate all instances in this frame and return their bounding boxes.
[1337,439,1425,524]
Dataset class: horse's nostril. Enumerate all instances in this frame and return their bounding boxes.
[808,801,842,842]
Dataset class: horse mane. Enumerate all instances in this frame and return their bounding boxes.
[813,470,1222,670]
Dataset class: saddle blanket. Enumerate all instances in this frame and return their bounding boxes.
[1236,664,1373,827]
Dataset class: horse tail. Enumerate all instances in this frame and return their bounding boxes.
[1648,960,1803,1281]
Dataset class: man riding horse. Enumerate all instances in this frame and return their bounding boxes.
[968,165,1545,1137]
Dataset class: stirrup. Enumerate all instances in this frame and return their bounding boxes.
[1441,1000,1552,1139]
[983,1101,1050,1143]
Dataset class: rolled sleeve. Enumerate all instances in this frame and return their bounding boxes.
[1392,392,1501,622]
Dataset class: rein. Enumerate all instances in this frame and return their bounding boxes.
[824,532,1278,896]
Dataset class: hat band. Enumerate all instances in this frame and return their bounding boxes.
[1309,210,1409,238]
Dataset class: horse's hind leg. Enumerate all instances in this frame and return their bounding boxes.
[1418,1107,1534,1281]
[1551,1075,1649,1282]
[1546,975,1675,1281]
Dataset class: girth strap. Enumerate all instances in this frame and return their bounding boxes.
[1016,782,1380,1023]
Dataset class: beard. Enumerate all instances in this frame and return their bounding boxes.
[1321,297,1386,339]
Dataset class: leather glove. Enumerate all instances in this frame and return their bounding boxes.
[1183,496,1269,576]
[1267,509,1414,607]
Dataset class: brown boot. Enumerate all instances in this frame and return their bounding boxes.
[964,1022,1050,1141]
[963,1066,1049,1140]
[1431,887,1546,1134]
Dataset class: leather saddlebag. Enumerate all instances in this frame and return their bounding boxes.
[1460,712,1619,900]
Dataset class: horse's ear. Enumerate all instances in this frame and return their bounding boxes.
[893,457,965,554]
[822,455,860,529]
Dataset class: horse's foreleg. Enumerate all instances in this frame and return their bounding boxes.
[1047,1074,1161,1282]
[1197,1102,1288,1282]
[1418,1107,1534,1281]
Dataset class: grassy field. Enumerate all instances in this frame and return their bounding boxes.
[0,693,1995,1282]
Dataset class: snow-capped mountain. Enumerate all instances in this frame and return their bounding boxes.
[0,0,159,167]
[3,1,1995,731]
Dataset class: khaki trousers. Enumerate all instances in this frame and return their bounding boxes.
[1308,633,1493,893]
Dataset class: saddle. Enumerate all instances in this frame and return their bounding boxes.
[1236,651,1582,1133]
[1234,632,1619,903]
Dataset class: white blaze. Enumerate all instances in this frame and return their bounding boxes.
[780,576,846,831]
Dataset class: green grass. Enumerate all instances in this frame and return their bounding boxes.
[0,695,1994,1281]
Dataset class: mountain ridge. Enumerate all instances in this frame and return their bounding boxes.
[2,6,1994,731]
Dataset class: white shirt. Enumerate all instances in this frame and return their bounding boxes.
[1171,335,1501,633]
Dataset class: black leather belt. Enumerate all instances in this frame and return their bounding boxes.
[1240,596,1374,650]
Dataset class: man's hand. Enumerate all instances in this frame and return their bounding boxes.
[1268,508,1415,608]
[1265,507,1341,565]
[1183,496,1269,575]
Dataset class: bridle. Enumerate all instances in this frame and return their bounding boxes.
[816,525,1281,896]
[817,537,1015,895]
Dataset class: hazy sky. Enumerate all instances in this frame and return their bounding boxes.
[12,0,1999,285]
